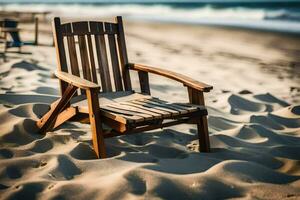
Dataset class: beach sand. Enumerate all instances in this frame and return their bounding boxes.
[0,19,300,199]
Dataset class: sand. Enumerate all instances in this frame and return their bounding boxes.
[0,19,300,200]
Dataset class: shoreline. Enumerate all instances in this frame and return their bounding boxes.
[128,18,300,38]
[1,1,300,35]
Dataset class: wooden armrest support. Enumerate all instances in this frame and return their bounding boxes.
[128,63,213,92]
[55,71,100,90]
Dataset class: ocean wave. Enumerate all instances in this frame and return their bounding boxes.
[1,3,300,33]
[265,9,300,21]
[2,3,298,20]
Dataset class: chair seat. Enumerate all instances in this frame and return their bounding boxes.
[71,91,207,125]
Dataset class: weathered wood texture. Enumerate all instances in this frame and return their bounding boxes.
[37,84,77,133]
[55,71,100,89]
[138,71,150,95]
[72,91,207,125]
[188,87,210,152]
[86,88,106,158]
[130,63,213,92]
[53,17,132,96]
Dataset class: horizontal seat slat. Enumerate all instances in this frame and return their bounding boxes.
[152,99,199,112]
[138,99,189,114]
[131,99,180,116]
[121,102,171,117]
[100,108,143,123]
[174,102,206,110]
[148,98,195,113]
[114,103,162,119]
[102,104,154,120]
[72,91,206,125]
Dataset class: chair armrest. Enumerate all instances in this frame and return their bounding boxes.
[55,71,100,90]
[128,63,213,92]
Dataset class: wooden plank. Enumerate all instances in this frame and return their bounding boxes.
[78,35,92,81]
[174,102,206,111]
[150,98,198,112]
[72,22,92,81]
[87,34,98,83]
[109,103,161,119]
[86,88,106,158]
[187,87,210,152]
[52,17,69,95]
[115,16,132,91]
[37,84,77,133]
[197,116,210,152]
[53,107,77,129]
[103,22,118,34]
[71,91,148,108]
[100,107,143,123]
[91,22,112,92]
[55,71,100,89]
[101,117,127,132]
[149,98,192,112]
[142,99,189,114]
[75,105,130,124]
[65,24,80,77]
[121,101,171,117]
[138,71,150,95]
[105,23,123,91]
[104,117,193,138]
[130,63,213,92]
[103,104,153,120]
[132,99,180,116]
[72,21,90,35]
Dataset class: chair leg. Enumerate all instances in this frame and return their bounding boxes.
[196,116,210,152]
[188,87,211,152]
[86,88,106,158]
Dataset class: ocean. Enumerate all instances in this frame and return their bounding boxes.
[1,0,300,34]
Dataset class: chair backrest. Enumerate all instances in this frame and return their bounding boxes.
[52,16,132,96]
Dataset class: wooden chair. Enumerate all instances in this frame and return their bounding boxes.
[37,16,213,158]
[0,19,22,57]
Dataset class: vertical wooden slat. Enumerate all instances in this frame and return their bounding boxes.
[65,24,80,96]
[90,22,112,92]
[52,17,69,96]
[65,24,80,77]
[115,16,132,91]
[105,23,123,91]
[72,22,92,81]
[87,34,98,84]
[78,35,92,81]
